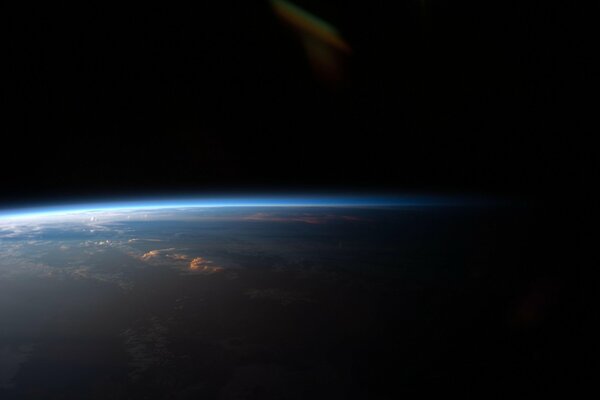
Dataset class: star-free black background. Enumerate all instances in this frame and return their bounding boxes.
[2,1,592,206]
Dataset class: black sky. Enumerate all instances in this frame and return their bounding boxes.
[1,1,592,206]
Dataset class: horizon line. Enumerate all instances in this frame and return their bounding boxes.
[0,194,493,221]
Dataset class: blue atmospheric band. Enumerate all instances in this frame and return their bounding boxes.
[0,194,484,220]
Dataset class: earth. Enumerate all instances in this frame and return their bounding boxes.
[0,201,538,398]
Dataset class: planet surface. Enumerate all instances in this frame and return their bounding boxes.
[0,198,534,398]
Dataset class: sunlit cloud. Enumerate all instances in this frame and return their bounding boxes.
[128,247,225,276]
[243,213,324,224]
[140,250,161,260]
[139,248,176,261]
[188,257,223,274]
[242,212,368,224]
[128,238,163,243]
[168,253,190,261]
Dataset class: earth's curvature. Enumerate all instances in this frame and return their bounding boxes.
[0,197,527,399]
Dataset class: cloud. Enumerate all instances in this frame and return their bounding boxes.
[138,248,176,261]
[187,257,224,275]
[127,238,163,243]
[167,253,190,261]
[71,266,134,291]
[241,213,369,224]
[0,257,56,280]
[140,250,161,260]
[0,241,133,290]
[132,248,224,276]
[242,213,324,224]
